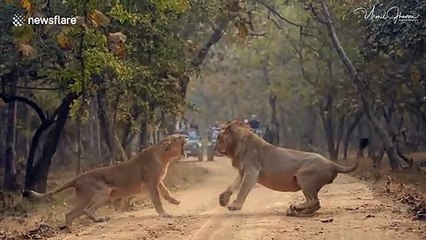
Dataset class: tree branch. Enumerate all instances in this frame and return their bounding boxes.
[286,35,315,85]
[305,3,327,24]
[5,84,59,91]
[191,15,232,68]
[0,93,47,122]
[256,0,303,28]
[248,31,267,37]
[49,92,79,120]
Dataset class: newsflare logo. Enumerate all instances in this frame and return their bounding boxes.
[12,14,25,27]
[12,14,77,27]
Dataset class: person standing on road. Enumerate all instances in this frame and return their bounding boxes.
[243,119,250,127]
[248,114,260,129]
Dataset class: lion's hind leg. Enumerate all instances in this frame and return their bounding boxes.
[287,173,324,216]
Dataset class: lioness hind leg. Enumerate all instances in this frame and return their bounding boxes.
[84,188,111,223]
[84,209,110,223]
[65,208,86,227]
[65,201,90,227]
[64,189,93,226]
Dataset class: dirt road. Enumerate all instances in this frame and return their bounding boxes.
[53,157,425,240]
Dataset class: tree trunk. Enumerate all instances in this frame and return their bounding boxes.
[96,89,127,164]
[371,106,394,165]
[262,58,280,145]
[320,0,404,171]
[30,93,77,192]
[22,79,31,160]
[24,120,54,189]
[121,122,133,150]
[322,115,338,160]
[3,66,19,190]
[343,110,364,159]
[320,94,338,160]
[335,115,345,159]
[140,119,149,150]
[113,132,127,161]
[96,90,114,161]
[0,108,5,170]
[269,95,280,145]
[278,105,289,148]
[92,96,103,165]
[76,119,83,175]
[0,91,67,190]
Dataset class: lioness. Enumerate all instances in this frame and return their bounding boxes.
[23,134,188,227]
[215,120,359,216]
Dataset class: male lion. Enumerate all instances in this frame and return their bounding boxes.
[215,120,359,216]
[23,134,188,227]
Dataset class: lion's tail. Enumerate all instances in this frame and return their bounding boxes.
[22,178,76,200]
[331,156,361,173]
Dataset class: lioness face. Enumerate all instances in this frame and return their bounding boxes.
[161,134,189,160]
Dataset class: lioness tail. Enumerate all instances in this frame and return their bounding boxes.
[22,178,76,200]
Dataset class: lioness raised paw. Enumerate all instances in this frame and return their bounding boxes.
[219,191,232,207]
[167,198,180,205]
[227,202,242,211]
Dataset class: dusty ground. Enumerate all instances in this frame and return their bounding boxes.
[18,156,422,240]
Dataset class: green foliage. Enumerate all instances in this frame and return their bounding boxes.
[358,0,425,59]
[1,0,226,127]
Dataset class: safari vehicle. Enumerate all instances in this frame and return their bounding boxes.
[182,129,203,161]
[247,116,264,138]
[207,126,221,161]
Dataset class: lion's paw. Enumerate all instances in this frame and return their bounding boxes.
[219,191,231,207]
[93,216,110,223]
[158,212,172,218]
[168,198,181,205]
[59,225,72,231]
[285,208,297,216]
